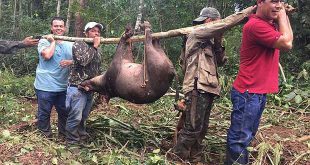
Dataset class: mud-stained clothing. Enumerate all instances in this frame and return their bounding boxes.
[174,34,224,163]
[66,41,102,144]
[0,40,27,54]
[182,35,226,96]
[173,9,252,163]
[173,92,214,162]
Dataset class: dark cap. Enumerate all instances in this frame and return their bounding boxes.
[193,7,221,24]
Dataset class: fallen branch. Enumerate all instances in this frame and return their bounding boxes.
[289,151,310,165]
[258,124,273,131]
[279,63,287,83]
[297,135,310,142]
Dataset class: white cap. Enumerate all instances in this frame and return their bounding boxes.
[84,22,103,32]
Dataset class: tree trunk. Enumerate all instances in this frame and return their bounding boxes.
[19,0,22,17]
[207,0,215,7]
[33,0,43,18]
[65,0,73,34]
[56,0,61,16]
[17,0,22,36]
[134,0,143,34]
[0,0,2,19]
[74,0,85,37]
[12,0,17,33]
[29,0,32,17]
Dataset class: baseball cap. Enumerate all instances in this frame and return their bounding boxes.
[84,22,103,32]
[193,7,221,24]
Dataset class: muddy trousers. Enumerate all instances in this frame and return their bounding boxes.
[173,91,214,162]
[65,87,94,144]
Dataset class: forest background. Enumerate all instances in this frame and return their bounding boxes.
[0,0,309,164]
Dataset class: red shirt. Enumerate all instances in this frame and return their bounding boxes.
[233,15,282,94]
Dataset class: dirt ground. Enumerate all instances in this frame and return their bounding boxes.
[0,99,309,165]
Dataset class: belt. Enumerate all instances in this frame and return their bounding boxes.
[69,84,78,87]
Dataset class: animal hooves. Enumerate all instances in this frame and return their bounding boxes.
[124,24,134,39]
[140,21,151,30]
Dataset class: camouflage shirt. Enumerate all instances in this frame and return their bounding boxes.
[0,40,26,54]
[68,41,102,85]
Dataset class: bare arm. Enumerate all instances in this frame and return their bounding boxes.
[40,35,56,60]
[20,36,39,48]
[0,36,38,54]
[59,59,73,68]
[273,4,293,51]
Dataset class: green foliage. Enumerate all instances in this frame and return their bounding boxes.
[0,93,34,126]
[145,149,165,165]
[0,67,35,96]
[0,69,35,127]
[252,142,283,165]
[0,1,309,163]
[221,26,242,75]
[267,80,309,109]
[0,0,308,80]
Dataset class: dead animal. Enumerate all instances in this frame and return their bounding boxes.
[80,22,175,104]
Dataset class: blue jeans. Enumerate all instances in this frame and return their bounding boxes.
[35,89,68,138]
[65,86,93,143]
[226,88,266,165]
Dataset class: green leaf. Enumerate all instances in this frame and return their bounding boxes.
[301,90,309,97]
[274,95,281,101]
[247,146,254,152]
[20,148,29,154]
[285,92,296,101]
[152,148,160,154]
[284,104,290,109]
[21,116,30,122]
[91,155,98,164]
[150,155,162,163]
[2,130,11,139]
[23,144,34,151]
[51,157,58,165]
[294,95,303,104]
[69,160,82,165]
[303,69,309,80]
[284,83,293,89]
[60,150,71,159]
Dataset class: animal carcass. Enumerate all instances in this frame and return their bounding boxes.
[80,22,175,104]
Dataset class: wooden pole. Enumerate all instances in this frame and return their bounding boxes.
[49,5,295,44]
[49,6,255,44]
[50,17,242,44]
